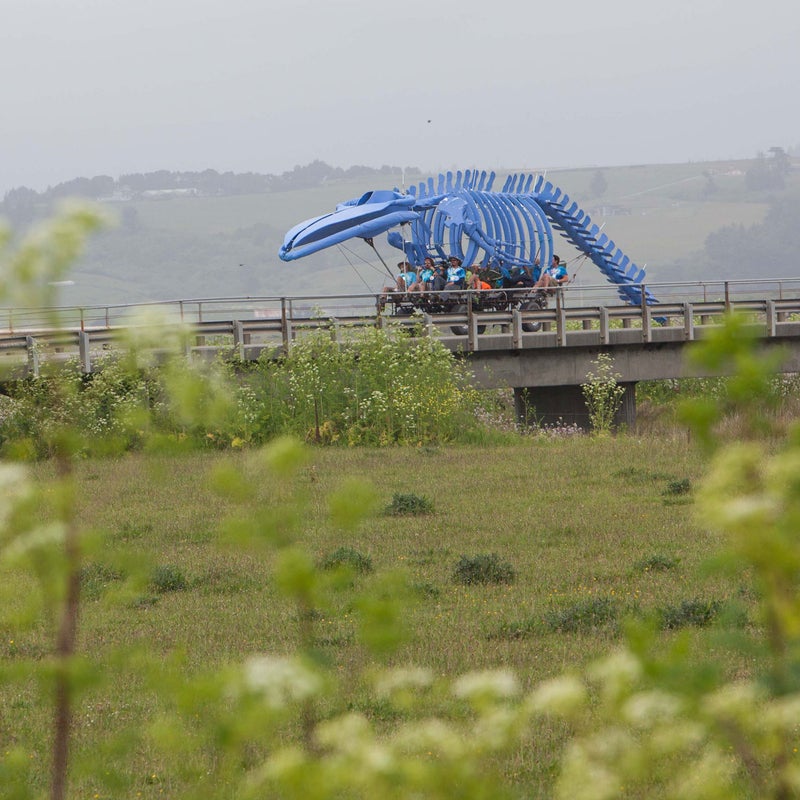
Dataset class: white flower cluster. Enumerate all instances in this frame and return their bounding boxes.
[240,654,322,710]
[452,669,520,702]
[373,666,434,698]
[525,675,587,717]
[0,463,31,531]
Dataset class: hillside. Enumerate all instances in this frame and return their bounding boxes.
[4,157,799,307]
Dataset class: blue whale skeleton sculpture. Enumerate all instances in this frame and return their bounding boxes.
[280,170,657,307]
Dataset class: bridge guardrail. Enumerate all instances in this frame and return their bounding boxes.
[3,277,800,333]
[4,282,800,377]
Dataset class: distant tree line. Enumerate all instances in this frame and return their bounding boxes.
[697,148,798,278]
[703,190,800,277]
[0,161,422,228]
[744,147,791,192]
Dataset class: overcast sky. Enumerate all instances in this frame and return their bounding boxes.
[2,0,798,194]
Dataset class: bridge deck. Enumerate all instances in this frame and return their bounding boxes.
[3,282,800,383]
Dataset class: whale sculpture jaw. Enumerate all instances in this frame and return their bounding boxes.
[279,170,657,307]
[279,191,418,261]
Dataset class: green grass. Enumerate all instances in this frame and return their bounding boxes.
[1,437,751,797]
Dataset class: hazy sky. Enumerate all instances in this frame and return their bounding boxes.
[2,0,798,194]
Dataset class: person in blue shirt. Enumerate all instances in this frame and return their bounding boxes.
[445,255,466,289]
[536,255,569,289]
[397,262,418,292]
[380,261,418,307]
[408,256,435,293]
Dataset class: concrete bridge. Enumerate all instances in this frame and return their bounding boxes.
[2,278,800,429]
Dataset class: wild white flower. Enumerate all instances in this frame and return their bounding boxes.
[705,495,777,530]
[315,713,372,752]
[526,675,587,717]
[556,740,620,800]
[472,707,520,751]
[2,521,65,563]
[582,727,637,763]
[649,720,706,757]
[258,746,307,782]
[241,654,322,709]
[760,692,800,732]
[0,463,32,530]
[701,682,762,723]
[322,737,395,781]
[0,394,19,426]
[452,669,520,702]
[587,650,642,701]
[393,718,466,759]
[374,666,434,698]
[667,746,737,799]
[621,690,683,729]
[360,742,394,774]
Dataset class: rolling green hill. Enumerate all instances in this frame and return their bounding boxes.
[9,158,800,307]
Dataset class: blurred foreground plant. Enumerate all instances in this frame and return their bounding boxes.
[3,212,800,800]
[547,313,800,799]
[0,210,543,799]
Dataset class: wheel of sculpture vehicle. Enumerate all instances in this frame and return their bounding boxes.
[449,304,487,337]
[520,293,547,333]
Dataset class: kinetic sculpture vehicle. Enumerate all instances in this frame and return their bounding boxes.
[279,170,656,333]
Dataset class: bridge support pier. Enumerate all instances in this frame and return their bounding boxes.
[513,382,637,431]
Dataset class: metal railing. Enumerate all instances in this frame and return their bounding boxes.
[3,278,800,378]
[2,277,800,334]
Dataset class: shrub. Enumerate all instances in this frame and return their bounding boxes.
[113,521,153,541]
[384,492,433,516]
[635,554,679,573]
[319,546,373,574]
[488,618,539,641]
[663,477,691,496]
[659,599,721,630]
[544,597,618,633]
[79,562,124,600]
[151,565,187,593]
[411,581,441,598]
[453,553,515,585]
[0,321,488,454]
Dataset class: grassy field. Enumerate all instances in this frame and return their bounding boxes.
[2,434,751,798]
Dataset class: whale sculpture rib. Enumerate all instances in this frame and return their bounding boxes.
[279,170,656,306]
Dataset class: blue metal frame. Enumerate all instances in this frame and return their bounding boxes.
[279,170,656,306]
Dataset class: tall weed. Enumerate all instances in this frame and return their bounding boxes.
[0,328,484,455]
[250,327,481,446]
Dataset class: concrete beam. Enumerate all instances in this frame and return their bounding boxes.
[466,343,687,390]
[465,336,800,391]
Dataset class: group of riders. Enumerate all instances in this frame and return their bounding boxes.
[382,253,569,304]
